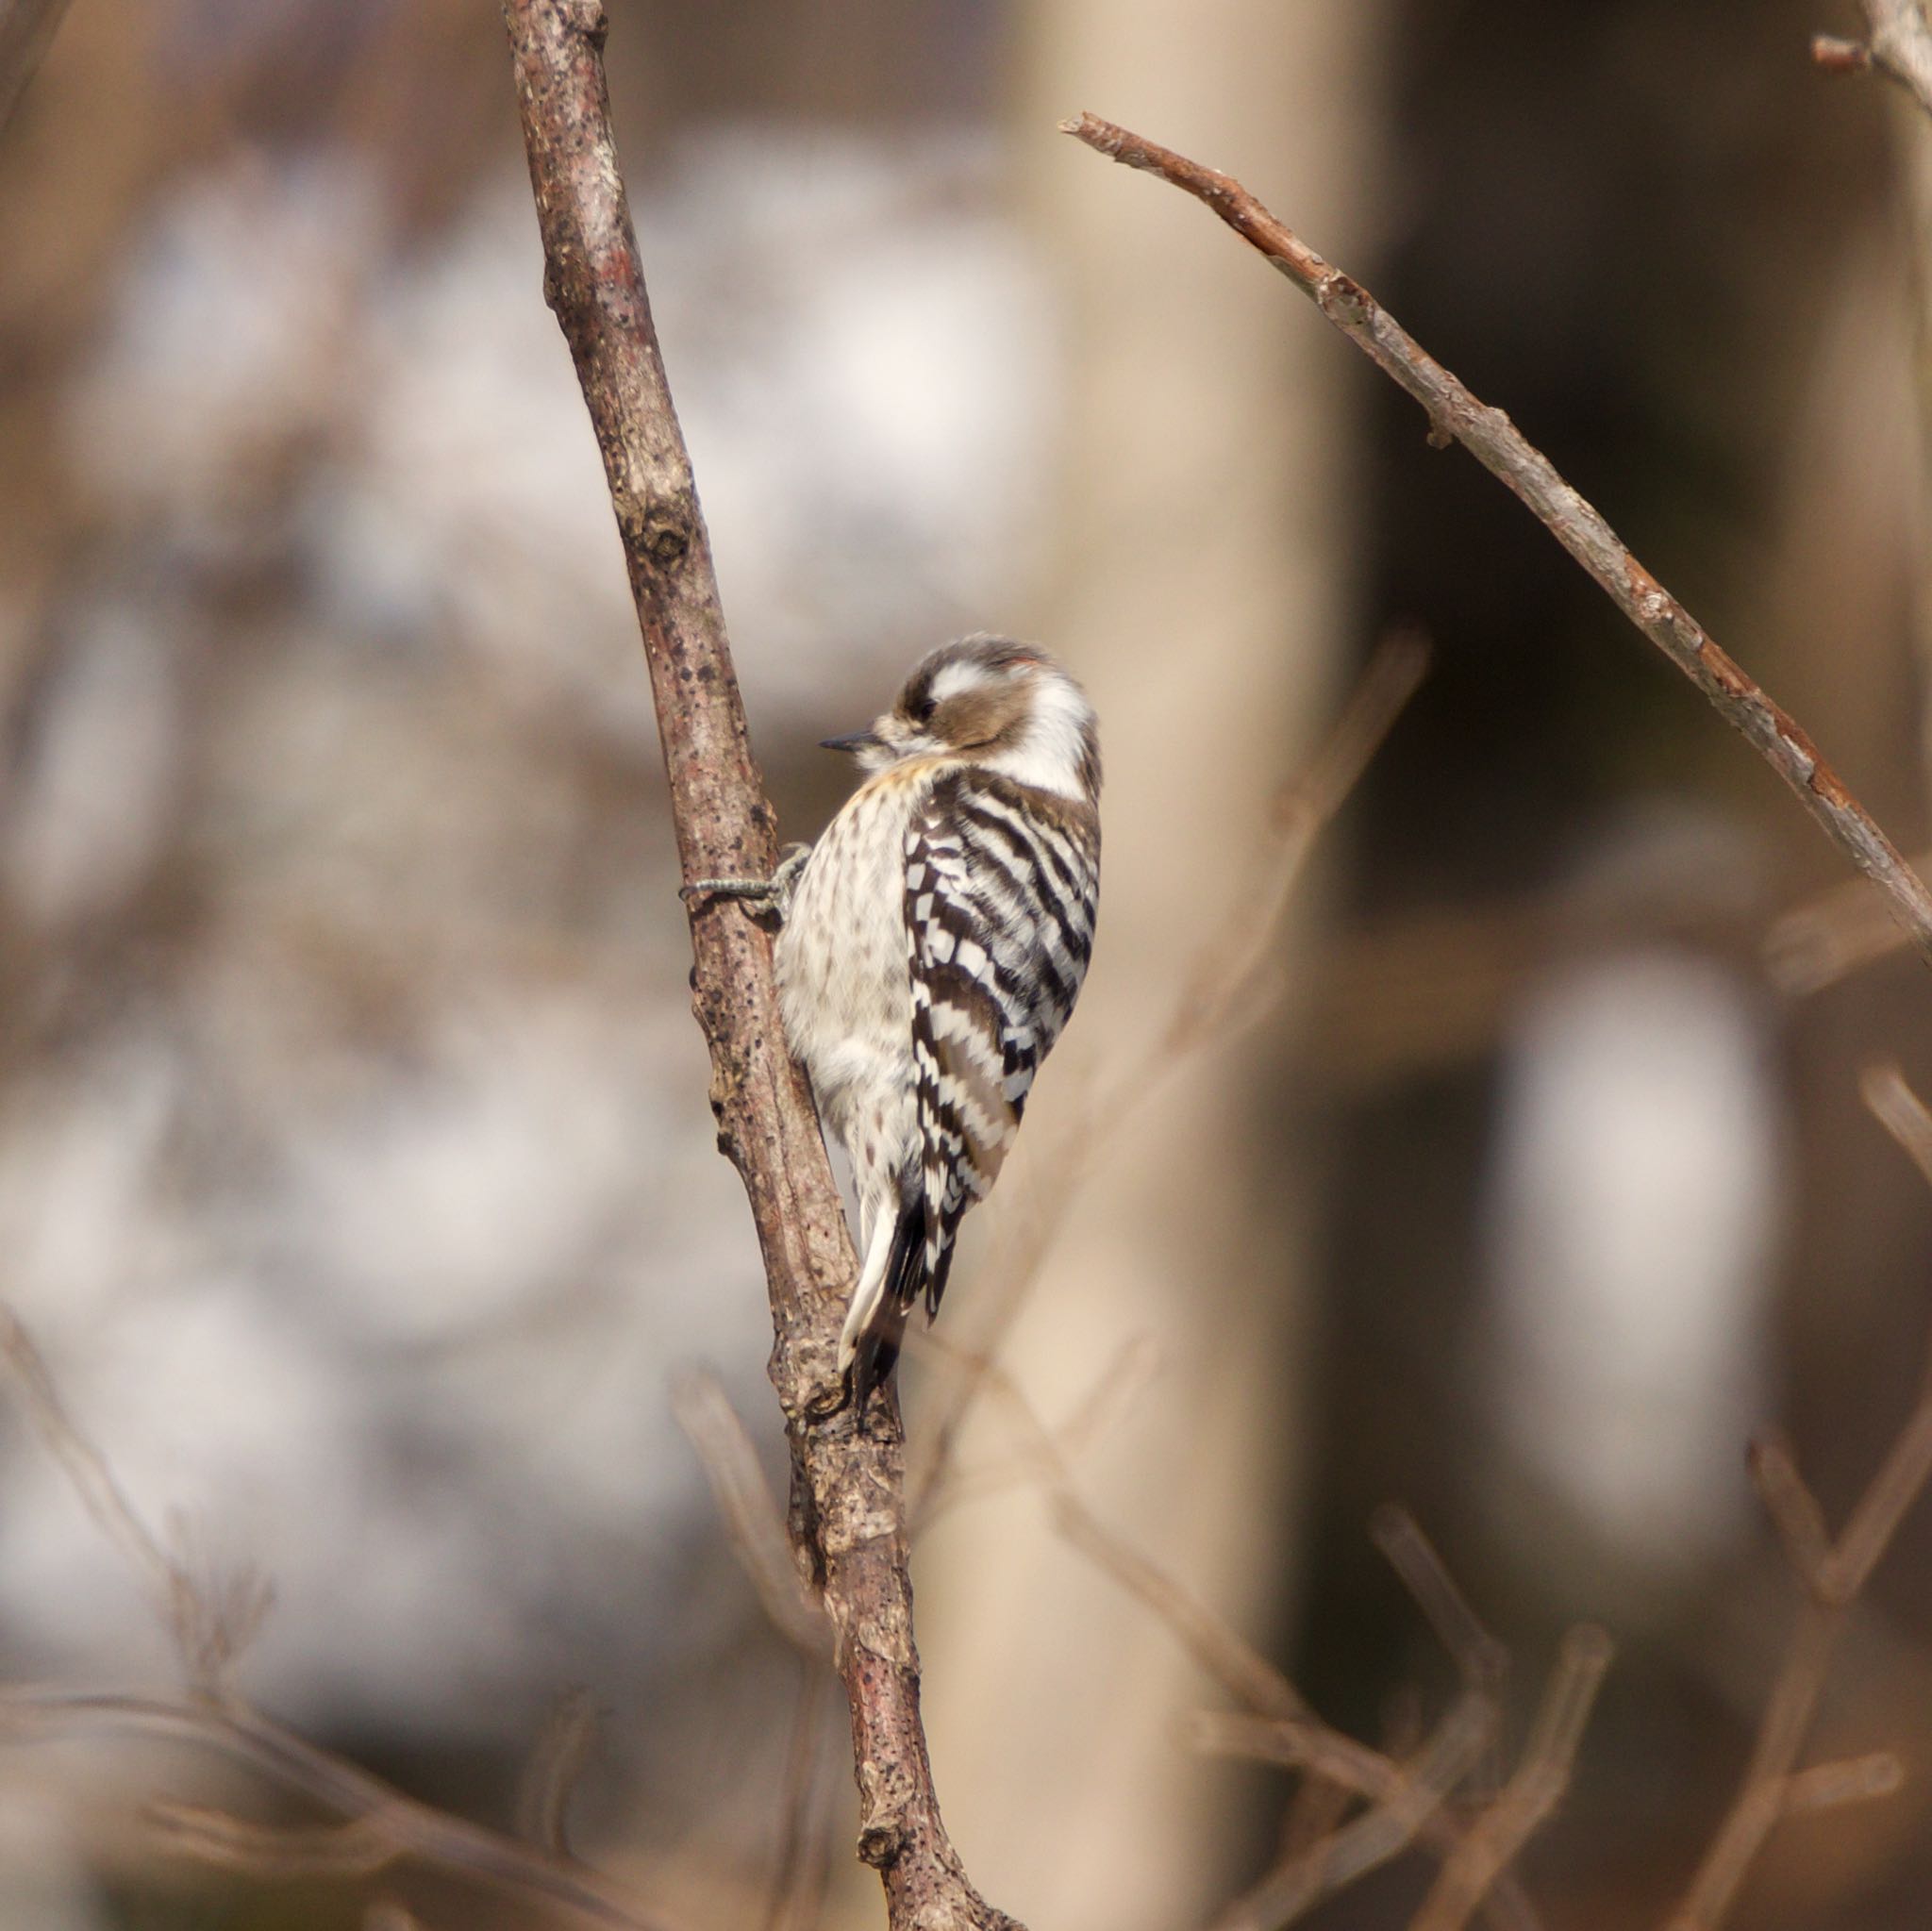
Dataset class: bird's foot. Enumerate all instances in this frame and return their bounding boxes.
[680,841,811,922]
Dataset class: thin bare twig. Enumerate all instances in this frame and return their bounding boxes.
[1062,112,1932,972]
[1858,1061,1932,1192]
[1409,1628,1614,1931]
[0,1687,675,1931]
[1195,1508,1534,1931]
[0,0,72,130]
[143,1806,401,1880]
[1197,1693,1496,1931]
[365,1904,429,1931]
[1372,1507,1512,1804]
[908,1331,1157,1530]
[766,1663,837,1931]
[1663,1069,1932,1928]
[0,1286,675,1923]
[922,1338,1540,1931]
[1747,1437,1835,1599]
[1763,858,1930,993]
[672,1371,829,1657]
[1782,1753,1905,1815]
[0,1300,270,1692]
[498,7,1010,1923]
[1666,1602,1839,1931]
[1371,1507,1511,1706]
[516,1687,600,1856]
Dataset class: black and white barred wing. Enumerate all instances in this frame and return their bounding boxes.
[904,770,1100,1315]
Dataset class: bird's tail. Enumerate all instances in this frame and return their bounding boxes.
[843,1193,926,1415]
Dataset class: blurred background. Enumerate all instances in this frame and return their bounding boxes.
[2,0,1930,1926]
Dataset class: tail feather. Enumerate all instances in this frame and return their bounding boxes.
[848,1195,926,1414]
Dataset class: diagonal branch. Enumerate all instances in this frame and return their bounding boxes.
[0,0,72,131]
[498,5,1015,1926]
[1061,111,1932,973]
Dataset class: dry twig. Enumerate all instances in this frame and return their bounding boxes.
[0,0,72,130]
[1662,1068,1932,1929]
[0,1687,675,1931]
[1410,1628,1613,1931]
[0,1301,271,1692]
[365,1904,429,1931]
[497,6,1007,1923]
[1196,1694,1496,1930]
[0,1288,679,1924]
[766,1663,838,1931]
[516,1687,600,1856]
[1061,112,1932,973]
[1763,857,1931,993]
[923,1337,1541,1931]
[672,1370,830,1658]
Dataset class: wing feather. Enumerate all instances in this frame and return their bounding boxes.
[904,771,1099,1317]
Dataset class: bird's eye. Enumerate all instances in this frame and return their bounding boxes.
[907,691,936,725]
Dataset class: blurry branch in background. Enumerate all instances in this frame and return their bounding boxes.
[672,1370,830,1658]
[670,1370,841,1931]
[497,5,1013,1925]
[1153,626,1432,1064]
[909,627,1430,1526]
[0,1296,679,1930]
[0,1305,271,1694]
[1763,857,1932,994]
[1052,130,1932,1923]
[1407,1628,1610,1931]
[0,1689,675,1929]
[923,1334,1558,1931]
[911,1332,1158,1533]
[0,0,72,131]
[764,1665,837,1931]
[516,1688,601,1856]
[1768,6,1932,993]
[1062,113,1932,975]
[365,1903,428,1931]
[1371,1507,1511,1802]
[1194,1510,1557,1931]
[1660,1063,1932,1931]
[1194,1696,1494,1931]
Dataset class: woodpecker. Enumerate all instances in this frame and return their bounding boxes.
[770,636,1101,1409]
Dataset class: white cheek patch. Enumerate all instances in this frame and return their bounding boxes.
[985,672,1095,801]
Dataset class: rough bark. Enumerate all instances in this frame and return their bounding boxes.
[499,5,1018,1924]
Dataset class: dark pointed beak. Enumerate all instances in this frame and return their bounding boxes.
[820,729,884,756]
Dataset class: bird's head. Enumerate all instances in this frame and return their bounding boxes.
[823,635,1101,804]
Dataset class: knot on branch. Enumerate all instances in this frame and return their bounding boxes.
[615,491,699,573]
[644,521,690,567]
[858,1818,906,1870]
[1319,271,1372,327]
[856,1755,910,1869]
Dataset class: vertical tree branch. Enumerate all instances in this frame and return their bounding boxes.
[497,5,1017,1925]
